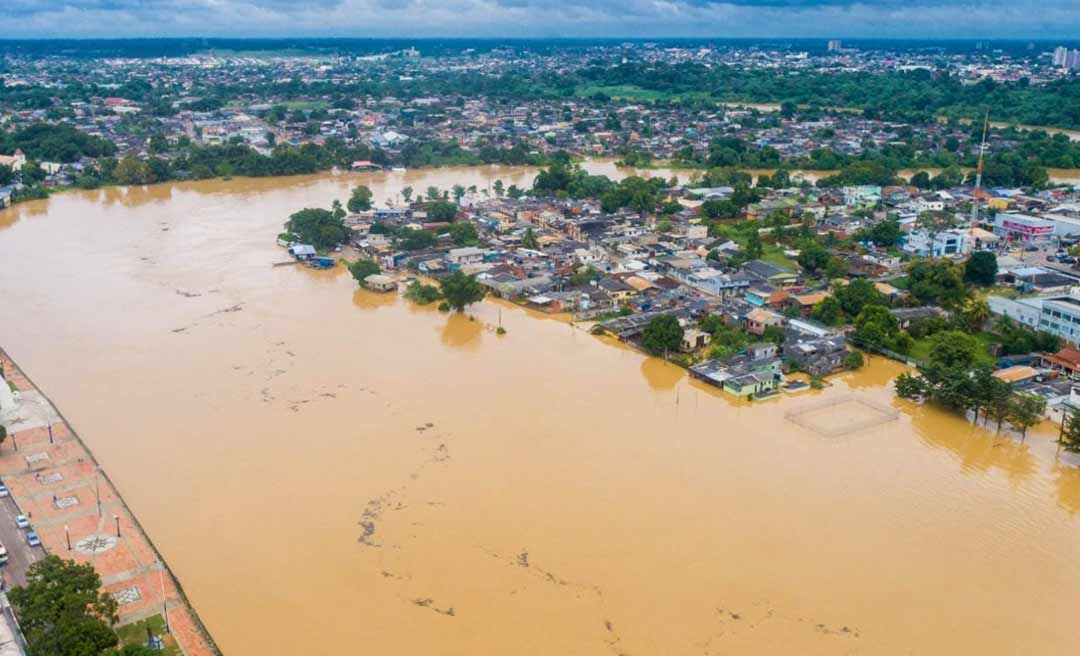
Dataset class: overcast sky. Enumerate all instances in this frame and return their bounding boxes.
[2,0,1078,39]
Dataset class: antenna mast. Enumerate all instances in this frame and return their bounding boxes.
[970,110,990,224]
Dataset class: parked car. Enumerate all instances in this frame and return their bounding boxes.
[25,530,40,548]
[14,515,29,529]
[0,485,9,497]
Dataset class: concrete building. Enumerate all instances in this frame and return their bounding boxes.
[1037,295,1080,343]
[993,212,1080,240]
[901,229,970,257]
[1053,46,1069,67]
[988,295,1042,329]
[993,213,1057,241]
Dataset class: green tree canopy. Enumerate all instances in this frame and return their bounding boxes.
[1062,412,1080,453]
[348,259,380,285]
[521,227,540,250]
[285,207,349,250]
[906,259,969,309]
[447,222,479,246]
[834,278,885,319]
[427,201,458,223]
[9,555,120,656]
[797,241,831,275]
[640,314,684,356]
[964,251,998,286]
[927,330,984,369]
[853,305,904,351]
[347,185,373,213]
[439,270,486,312]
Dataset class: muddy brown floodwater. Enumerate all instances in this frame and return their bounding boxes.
[2,165,1080,656]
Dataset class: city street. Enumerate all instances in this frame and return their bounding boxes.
[0,491,41,589]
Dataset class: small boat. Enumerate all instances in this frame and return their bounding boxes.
[391,167,406,173]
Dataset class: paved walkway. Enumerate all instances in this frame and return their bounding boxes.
[0,350,219,656]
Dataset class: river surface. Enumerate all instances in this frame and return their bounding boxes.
[2,165,1080,655]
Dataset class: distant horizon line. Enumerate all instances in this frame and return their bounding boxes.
[0,36,1077,43]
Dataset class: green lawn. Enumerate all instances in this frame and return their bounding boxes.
[760,244,797,270]
[908,333,997,366]
[116,615,181,656]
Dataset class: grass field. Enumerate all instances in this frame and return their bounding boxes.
[908,332,997,366]
[760,244,797,270]
[116,615,182,656]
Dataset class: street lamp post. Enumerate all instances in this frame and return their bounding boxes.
[159,566,170,634]
[64,525,71,550]
[47,425,53,444]
[114,514,120,538]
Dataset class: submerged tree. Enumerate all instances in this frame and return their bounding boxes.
[348,259,380,285]
[1007,393,1046,440]
[439,270,485,312]
[347,184,373,213]
[285,207,349,249]
[1061,412,1080,453]
[640,314,684,356]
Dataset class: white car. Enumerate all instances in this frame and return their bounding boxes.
[15,515,29,529]
[0,485,8,498]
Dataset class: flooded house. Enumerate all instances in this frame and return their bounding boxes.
[689,342,783,398]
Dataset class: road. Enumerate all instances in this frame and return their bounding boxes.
[0,490,42,589]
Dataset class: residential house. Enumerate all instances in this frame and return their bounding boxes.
[689,342,782,398]
[0,149,26,172]
[684,269,751,298]
[288,244,316,261]
[889,307,948,330]
[363,274,397,292]
[786,291,830,318]
[447,246,485,267]
[784,334,850,377]
[1040,347,1080,379]
[746,307,784,336]
[597,277,638,303]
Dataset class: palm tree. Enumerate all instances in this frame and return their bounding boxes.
[961,295,991,332]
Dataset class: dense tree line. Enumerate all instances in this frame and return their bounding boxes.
[0,123,116,162]
[571,63,1080,129]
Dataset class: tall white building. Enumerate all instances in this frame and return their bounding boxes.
[1053,46,1080,70]
[827,40,842,53]
[1054,46,1068,67]
[1069,50,1080,71]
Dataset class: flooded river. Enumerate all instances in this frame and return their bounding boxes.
[2,166,1080,655]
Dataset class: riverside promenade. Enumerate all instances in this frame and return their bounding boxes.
[0,348,219,656]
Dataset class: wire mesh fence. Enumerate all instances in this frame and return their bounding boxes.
[785,394,900,437]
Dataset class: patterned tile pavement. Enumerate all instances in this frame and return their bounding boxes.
[0,350,219,656]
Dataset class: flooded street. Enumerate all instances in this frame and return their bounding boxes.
[1,166,1080,655]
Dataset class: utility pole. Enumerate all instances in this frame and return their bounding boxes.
[970,110,990,225]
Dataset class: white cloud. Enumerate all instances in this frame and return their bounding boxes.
[1,0,1077,38]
